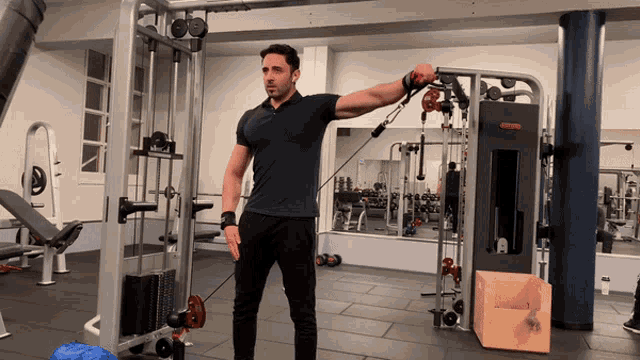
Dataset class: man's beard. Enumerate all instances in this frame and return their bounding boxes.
[267,84,291,100]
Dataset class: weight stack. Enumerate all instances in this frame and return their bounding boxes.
[121,273,159,336]
[155,269,176,330]
[120,269,176,336]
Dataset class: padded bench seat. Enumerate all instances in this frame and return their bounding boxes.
[159,230,221,244]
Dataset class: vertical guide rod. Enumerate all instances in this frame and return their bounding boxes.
[162,51,181,270]
[455,111,467,268]
[459,73,481,330]
[434,106,451,327]
[137,13,164,275]
[176,39,204,312]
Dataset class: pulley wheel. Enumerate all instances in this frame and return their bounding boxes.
[171,18,189,38]
[453,299,464,315]
[188,17,208,38]
[141,25,157,44]
[487,86,502,101]
[501,78,516,89]
[480,81,488,95]
[150,131,169,150]
[443,311,458,326]
[155,338,173,358]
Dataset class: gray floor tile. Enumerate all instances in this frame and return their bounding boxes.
[257,320,296,343]
[583,334,640,356]
[269,312,393,337]
[383,323,450,347]
[318,280,376,293]
[338,273,390,284]
[316,287,412,310]
[591,321,639,339]
[185,330,231,355]
[367,286,428,300]
[204,339,294,360]
[0,324,83,359]
[342,303,432,326]
[405,298,441,313]
[318,298,353,314]
[201,313,233,335]
[595,311,633,325]
[318,349,366,359]
[614,303,635,315]
[204,297,287,320]
[596,303,622,314]
[318,328,447,360]
[316,270,349,281]
[1,350,48,360]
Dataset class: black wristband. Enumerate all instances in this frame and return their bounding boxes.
[221,211,236,230]
[402,71,414,93]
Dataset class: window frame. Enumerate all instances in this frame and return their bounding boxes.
[79,49,148,185]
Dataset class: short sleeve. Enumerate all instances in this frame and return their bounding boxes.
[308,94,341,124]
[236,111,250,147]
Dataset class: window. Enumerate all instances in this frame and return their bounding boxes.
[80,49,146,177]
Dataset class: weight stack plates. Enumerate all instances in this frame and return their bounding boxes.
[155,269,176,330]
[121,273,159,336]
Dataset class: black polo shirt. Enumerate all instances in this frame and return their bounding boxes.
[236,91,341,218]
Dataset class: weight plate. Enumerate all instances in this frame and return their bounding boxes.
[443,311,458,326]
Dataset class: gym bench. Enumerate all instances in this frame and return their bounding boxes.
[0,189,83,257]
[0,189,84,340]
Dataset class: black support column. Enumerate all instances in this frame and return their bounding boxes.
[549,11,606,330]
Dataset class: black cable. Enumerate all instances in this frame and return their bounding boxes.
[203,265,236,303]
[317,83,432,195]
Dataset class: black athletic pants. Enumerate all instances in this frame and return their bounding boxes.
[233,211,317,360]
[445,196,459,233]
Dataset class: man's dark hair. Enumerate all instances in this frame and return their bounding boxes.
[260,44,300,72]
[449,161,456,170]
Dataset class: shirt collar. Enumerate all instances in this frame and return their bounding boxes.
[261,91,303,109]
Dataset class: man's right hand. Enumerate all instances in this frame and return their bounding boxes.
[225,226,241,261]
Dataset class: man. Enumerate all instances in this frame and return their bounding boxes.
[444,161,460,238]
[221,44,436,360]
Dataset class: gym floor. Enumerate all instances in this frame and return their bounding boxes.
[1,246,639,359]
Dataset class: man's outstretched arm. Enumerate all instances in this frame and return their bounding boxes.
[334,64,437,120]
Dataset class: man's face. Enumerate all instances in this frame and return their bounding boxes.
[262,53,299,100]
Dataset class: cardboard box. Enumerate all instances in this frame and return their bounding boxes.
[474,270,552,353]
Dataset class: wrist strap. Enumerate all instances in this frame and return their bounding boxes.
[221,211,236,230]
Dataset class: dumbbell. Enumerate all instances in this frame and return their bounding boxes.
[326,254,342,267]
[316,253,342,267]
[316,253,330,266]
